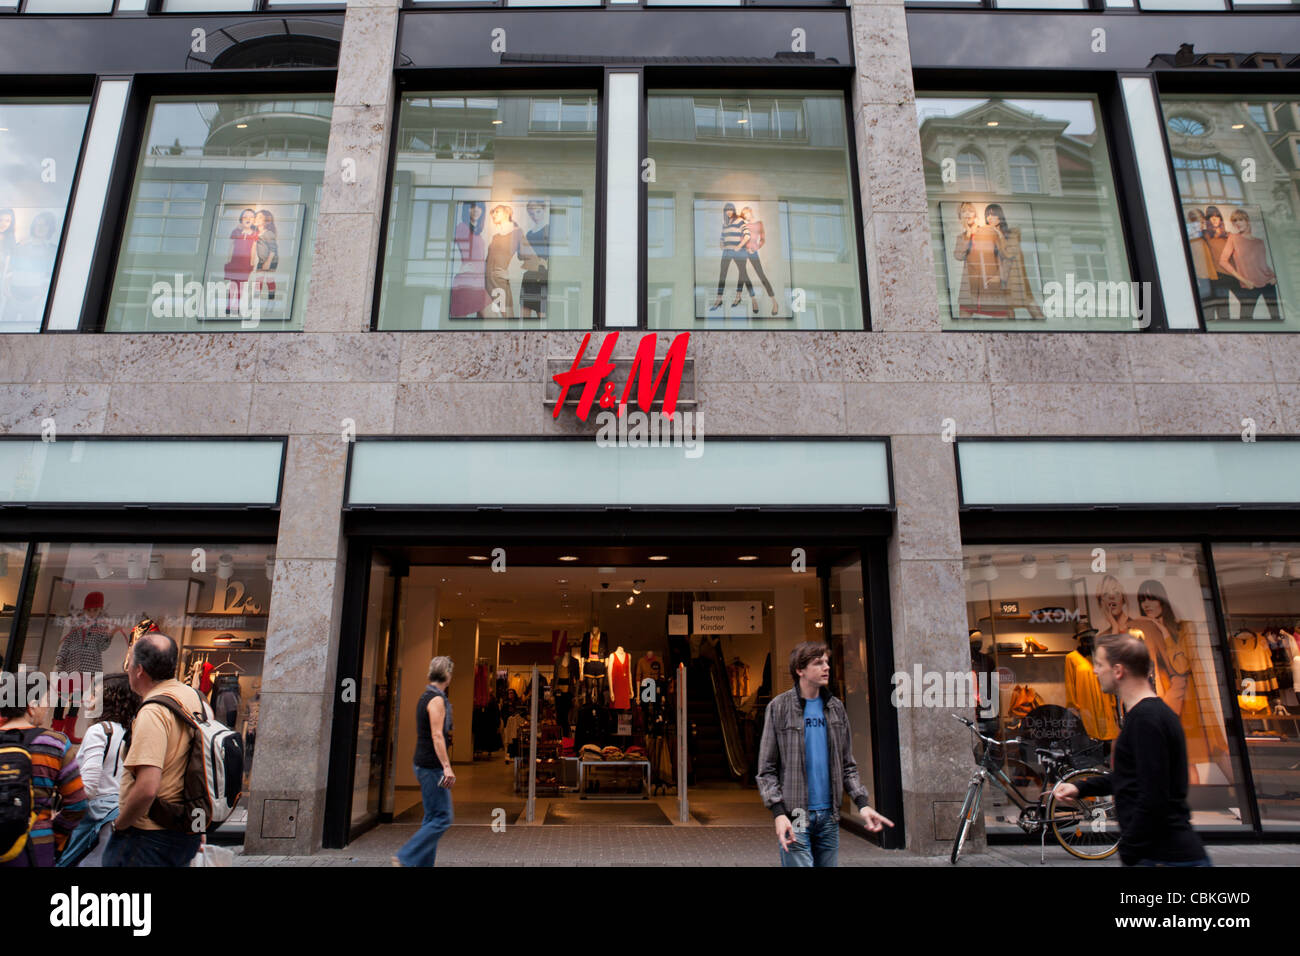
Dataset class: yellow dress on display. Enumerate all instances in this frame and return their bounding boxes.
[1064,650,1119,741]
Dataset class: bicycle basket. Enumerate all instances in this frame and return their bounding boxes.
[978,737,1006,767]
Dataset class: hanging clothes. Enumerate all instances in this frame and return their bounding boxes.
[474,663,491,707]
[582,631,606,677]
[1232,632,1277,694]
[210,674,241,729]
[1064,650,1119,741]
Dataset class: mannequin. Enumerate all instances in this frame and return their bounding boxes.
[1064,629,1119,741]
[608,646,632,710]
[636,651,662,686]
[553,646,578,737]
[581,627,606,703]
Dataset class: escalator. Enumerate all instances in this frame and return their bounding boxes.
[686,651,749,781]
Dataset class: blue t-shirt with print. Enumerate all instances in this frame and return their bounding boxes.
[804,696,832,811]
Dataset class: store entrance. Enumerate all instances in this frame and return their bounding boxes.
[333,542,878,841]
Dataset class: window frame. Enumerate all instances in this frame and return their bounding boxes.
[641,68,872,333]
[915,71,1168,333]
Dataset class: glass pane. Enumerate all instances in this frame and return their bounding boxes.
[1212,544,1300,828]
[963,543,1249,835]
[14,541,272,794]
[352,556,396,828]
[105,94,332,332]
[0,543,26,670]
[995,0,1087,6]
[647,90,865,330]
[0,99,91,332]
[1139,0,1225,7]
[379,92,599,330]
[828,558,874,817]
[1160,94,1299,331]
[918,94,1134,330]
[23,0,113,10]
[161,0,257,10]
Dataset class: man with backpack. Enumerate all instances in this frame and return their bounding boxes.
[105,632,208,866]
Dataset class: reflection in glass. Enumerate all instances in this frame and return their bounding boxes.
[106,95,332,332]
[829,558,874,815]
[963,544,1247,834]
[1213,544,1300,827]
[918,95,1133,330]
[0,99,90,332]
[13,541,273,796]
[0,543,26,669]
[378,92,598,330]
[1161,95,1299,330]
[647,90,865,330]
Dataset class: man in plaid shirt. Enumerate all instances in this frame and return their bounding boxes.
[757,641,893,866]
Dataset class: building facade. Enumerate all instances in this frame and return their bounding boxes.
[2,0,1300,858]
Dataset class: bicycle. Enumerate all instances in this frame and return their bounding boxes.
[949,714,1119,864]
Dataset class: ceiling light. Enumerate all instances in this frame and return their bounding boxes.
[1267,553,1286,578]
[1231,123,1244,129]
[645,603,651,608]
[438,619,445,627]
[216,553,234,581]
[148,554,165,580]
[559,555,578,562]
[1019,555,1038,580]
[491,119,503,125]
[92,552,111,580]
[1151,552,1167,578]
[978,555,998,582]
[738,555,758,562]
[711,579,719,584]
[626,596,635,606]
[1054,554,1073,581]
[469,555,489,561]
[236,123,248,129]
[1119,554,1136,579]
[556,579,568,584]
[632,580,644,595]
[767,604,774,610]
[814,620,824,628]
[127,553,144,580]
[649,555,669,561]
[986,121,999,127]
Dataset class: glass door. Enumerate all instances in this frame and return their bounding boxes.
[350,554,398,833]
[825,555,874,817]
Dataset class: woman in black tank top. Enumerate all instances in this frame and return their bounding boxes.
[395,656,456,866]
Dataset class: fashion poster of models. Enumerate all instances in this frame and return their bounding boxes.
[202,202,304,321]
[939,200,1045,320]
[449,197,550,320]
[692,198,791,319]
[1183,202,1284,323]
[0,206,62,327]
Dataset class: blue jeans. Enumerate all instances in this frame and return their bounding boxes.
[397,765,453,867]
[103,827,202,867]
[779,808,839,868]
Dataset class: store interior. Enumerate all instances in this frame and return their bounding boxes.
[347,548,861,831]
[964,542,1300,834]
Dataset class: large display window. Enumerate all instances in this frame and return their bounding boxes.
[918,94,1134,331]
[1212,543,1300,827]
[645,90,866,330]
[9,541,274,796]
[104,94,333,332]
[962,543,1249,833]
[377,92,599,330]
[0,98,91,332]
[1159,94,1300,331]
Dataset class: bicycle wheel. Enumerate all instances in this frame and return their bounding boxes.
[950,778,983,864]
[1046,768,1119,860]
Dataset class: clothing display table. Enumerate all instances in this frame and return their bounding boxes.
[578,759,651,800]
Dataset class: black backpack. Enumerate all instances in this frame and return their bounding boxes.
[0,727,42,865]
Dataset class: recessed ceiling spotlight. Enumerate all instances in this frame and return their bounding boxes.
[649,555,669,561]
[986,120,999,127]
[491,119,503,125]
[469,555,489,561]
[626,596,635,605]
[236,123,248,129]
[632,579,644,595]
[556,579,568,584]
[738,555,758,561]
[1231,123,1245,129]
[559,555,579,562]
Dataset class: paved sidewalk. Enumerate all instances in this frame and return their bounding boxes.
[233,824,1300,867]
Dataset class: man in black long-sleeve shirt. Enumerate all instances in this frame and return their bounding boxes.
[1052,633,1210,867]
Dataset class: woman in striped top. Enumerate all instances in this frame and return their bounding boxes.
[710,202,753,312]
[0,683,87,867]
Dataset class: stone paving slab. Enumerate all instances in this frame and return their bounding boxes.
[231,824,1300,867]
